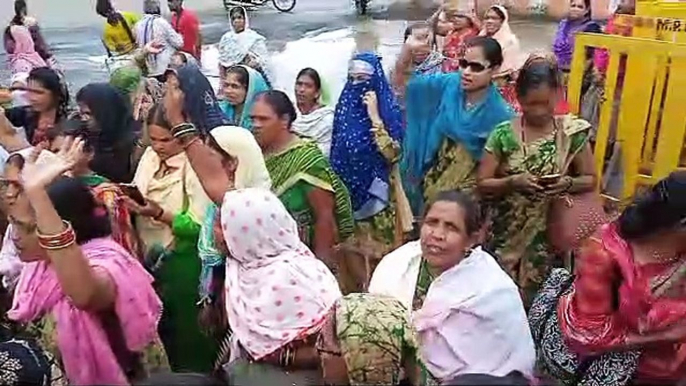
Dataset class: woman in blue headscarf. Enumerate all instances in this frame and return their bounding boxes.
[165,64,228,135]
[331,52,412,292]
[218,65,269,130]
[397,35,513,217]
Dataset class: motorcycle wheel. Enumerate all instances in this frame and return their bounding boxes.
[272,0,296,12]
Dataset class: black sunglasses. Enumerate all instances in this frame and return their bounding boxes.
[458,59,490,73]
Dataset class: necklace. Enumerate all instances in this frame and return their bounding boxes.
[650,248,682,264]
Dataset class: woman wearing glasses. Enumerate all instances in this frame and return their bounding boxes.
[395,35,512,218]
[479,5,524,111]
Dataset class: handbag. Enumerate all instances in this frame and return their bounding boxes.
[547,192,608,253]
[547,122,609,253]
[528,268,640,386]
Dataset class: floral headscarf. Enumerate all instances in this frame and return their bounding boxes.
[220,188,341,360]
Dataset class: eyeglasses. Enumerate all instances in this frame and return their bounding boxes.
[0,178,21,195]
[458,59,490,73]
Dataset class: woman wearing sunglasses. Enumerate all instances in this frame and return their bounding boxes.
[396,35,512,218]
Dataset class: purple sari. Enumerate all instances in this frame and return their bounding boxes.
[553,17,600,71]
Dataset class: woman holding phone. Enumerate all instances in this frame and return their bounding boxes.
[477,54,596,305]
[125,101,216,373]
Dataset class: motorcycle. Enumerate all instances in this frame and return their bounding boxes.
[223,0,297,12]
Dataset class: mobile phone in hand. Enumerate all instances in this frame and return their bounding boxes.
[538,174,562,186]
[119,183,146,206]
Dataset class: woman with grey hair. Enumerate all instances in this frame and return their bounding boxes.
[134,0,184,80]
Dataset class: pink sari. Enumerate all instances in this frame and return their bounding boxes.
[559,224,686,382]
[8,237,162,385]
[7,25,46,75]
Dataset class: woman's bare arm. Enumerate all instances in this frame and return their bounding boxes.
[183,140,233,205]
[392,45,416,92]
[25,187,115,311]
[477,151,515,196]
[567,142,597,194]
[307,188,337,268]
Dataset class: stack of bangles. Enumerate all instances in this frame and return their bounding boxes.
[37,221,76,250]
[171,123,200,149]
[279,345,296,368]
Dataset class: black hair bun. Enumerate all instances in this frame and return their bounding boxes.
[618,171,686,240]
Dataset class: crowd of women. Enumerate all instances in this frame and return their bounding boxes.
[0,0,684,384]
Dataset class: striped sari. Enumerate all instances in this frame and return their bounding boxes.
[80,174,141,261]
[264,138,354,247]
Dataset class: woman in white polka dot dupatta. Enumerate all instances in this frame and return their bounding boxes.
[218,187,341,366]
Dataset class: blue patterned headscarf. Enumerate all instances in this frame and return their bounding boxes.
[331,52,403,220]
[170,64,228,135]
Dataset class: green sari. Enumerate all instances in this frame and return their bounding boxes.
[139,180,217,372]
[317,293,418,385]
[483,116,591,304]
[265,138,354,246]
[152,204,218,373]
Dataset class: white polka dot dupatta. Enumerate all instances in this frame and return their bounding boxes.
[220,188,341,360]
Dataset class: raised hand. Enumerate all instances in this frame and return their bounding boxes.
[362,91,382,125]
[20,137,85,192]
[164,79,186,128]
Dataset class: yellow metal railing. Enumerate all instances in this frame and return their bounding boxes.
[612,13,686,43]
[637,0,686,21]
[568,33,686,203]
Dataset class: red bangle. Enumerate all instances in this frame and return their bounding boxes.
[37,221,76,250]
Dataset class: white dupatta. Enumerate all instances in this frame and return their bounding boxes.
[369,244,536,382]
[291,106,334,158]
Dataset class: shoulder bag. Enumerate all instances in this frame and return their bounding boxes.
[547,120,609,253]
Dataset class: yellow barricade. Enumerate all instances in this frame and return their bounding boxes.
[568,33,686,204]
[612,13,686,43]
[637,0,686,21]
